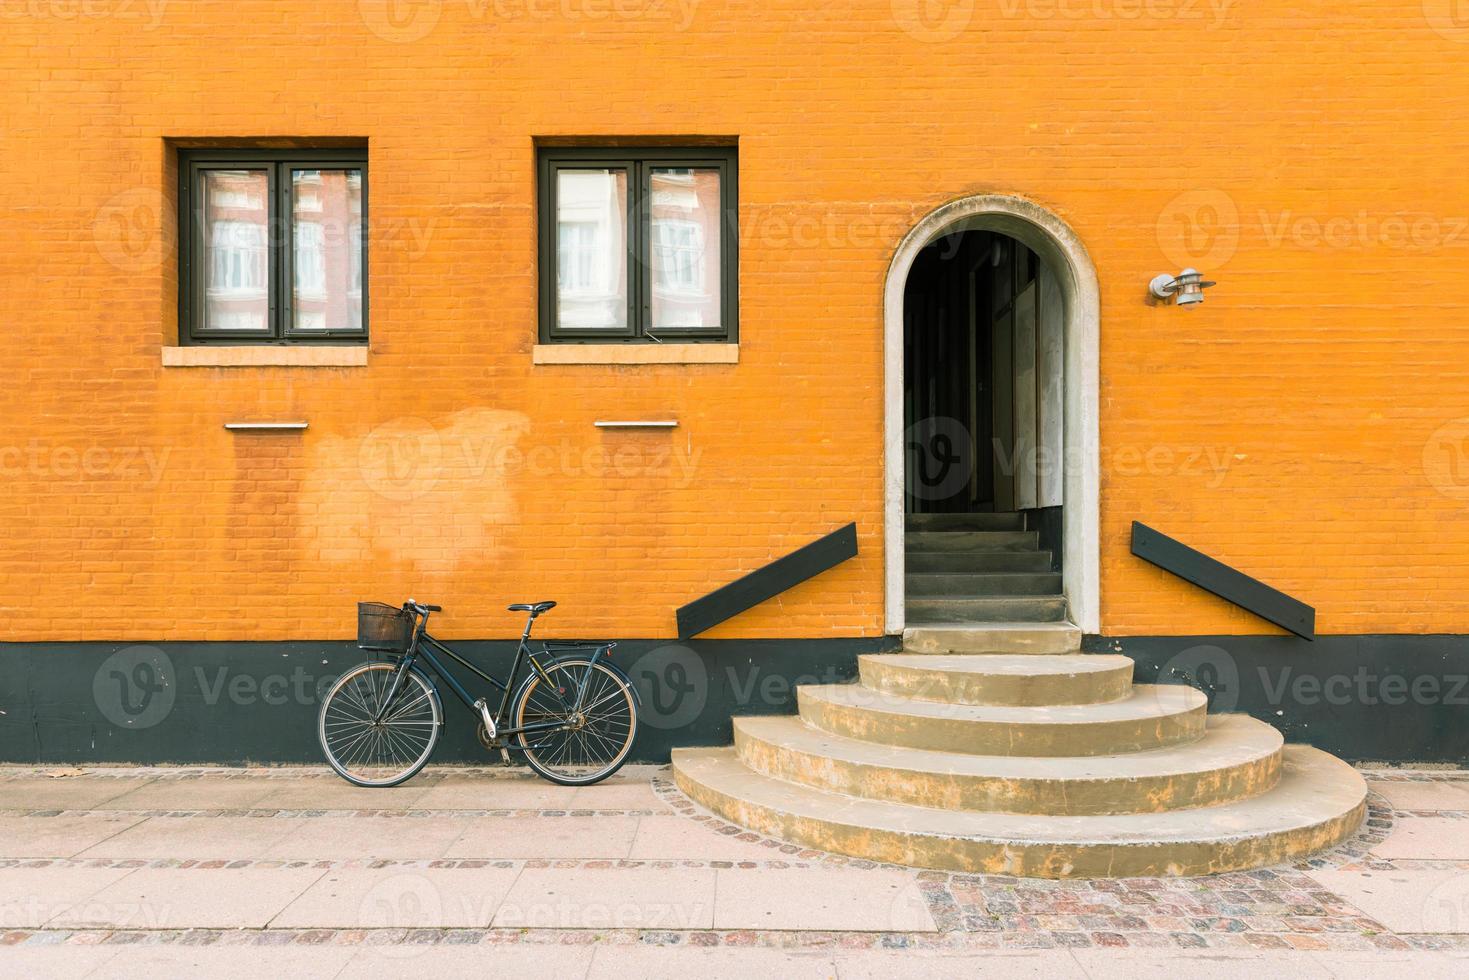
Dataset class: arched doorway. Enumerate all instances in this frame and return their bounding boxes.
[884,195,1099,634]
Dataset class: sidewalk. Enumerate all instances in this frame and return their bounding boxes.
[2,764,1469,976]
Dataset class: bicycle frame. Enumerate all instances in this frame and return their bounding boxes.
[373,607,613,746]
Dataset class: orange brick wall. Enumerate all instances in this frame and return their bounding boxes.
[2,1,1467,641]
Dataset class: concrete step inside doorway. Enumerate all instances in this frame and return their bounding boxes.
[904,512,1067,628]
[670,624,1367,878]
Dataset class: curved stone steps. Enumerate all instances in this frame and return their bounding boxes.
[732,713,1284,815]
[859,653,1135,706]
[798,683,1207,757]
[671,744,1366,878]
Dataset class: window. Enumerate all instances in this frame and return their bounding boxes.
[179,150,367,344]
[538,146,737,343]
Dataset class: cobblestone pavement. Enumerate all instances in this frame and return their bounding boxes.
[2,765,1469,976]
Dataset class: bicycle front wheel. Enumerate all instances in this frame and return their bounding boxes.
[318,662,441,787]
[513,657,639,786]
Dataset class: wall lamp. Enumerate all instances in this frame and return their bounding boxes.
[1149,268,1216,307]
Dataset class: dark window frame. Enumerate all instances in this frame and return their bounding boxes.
[537,145,738,345]
[178,148,369,346]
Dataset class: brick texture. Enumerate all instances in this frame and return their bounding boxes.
[1,2,1466,640]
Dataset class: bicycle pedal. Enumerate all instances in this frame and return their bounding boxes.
[499,748,512,766]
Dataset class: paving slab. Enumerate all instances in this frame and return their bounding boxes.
[0,866,136,928]
[445,815,640,859]
[838,950,1086,979]
[0,814,144,858]
[249,776,432,811]
[271,865,523,928]
[74,815,305,860]
[495,865,716,929]
[1069,950,1335,978]
[1307,868,1469,933]
[258,814,471,860]
[0,947,120,977]
[628,814,779,860]
[568,775,672,811]
[413,777,565,810]
[712,866,937,932]
[47,866,326,929]
[100,778,280,811]
[0,775,155,811]
[1368,780,1469,812]
[1373,816,1469,860]
[587,944,838,978]
[80,946,355,979]
[344,944,596,976]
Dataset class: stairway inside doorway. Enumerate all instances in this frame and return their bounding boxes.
[905,511,1067,627]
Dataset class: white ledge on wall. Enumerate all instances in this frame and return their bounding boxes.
[162,346,369,368]
[532,344,739,365]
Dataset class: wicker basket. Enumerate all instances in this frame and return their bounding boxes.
[357,602,413,653]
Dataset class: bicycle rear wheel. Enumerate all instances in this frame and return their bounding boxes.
[318,662,441,787]
[512,656,639,786]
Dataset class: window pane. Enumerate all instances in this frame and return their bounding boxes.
[201,170,269,332]
[649,167,721,330]
[292,169,363,332]
[556,168,627,332]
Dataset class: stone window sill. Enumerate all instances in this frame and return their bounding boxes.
[532,344,738,366]
[162,346,369,368]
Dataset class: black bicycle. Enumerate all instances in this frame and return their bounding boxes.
[318,599,640,787]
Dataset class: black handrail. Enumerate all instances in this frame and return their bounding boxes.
[1131,522,1315,640]
[676,523,859,639]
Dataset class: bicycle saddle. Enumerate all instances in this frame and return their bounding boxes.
[508,601,557,615]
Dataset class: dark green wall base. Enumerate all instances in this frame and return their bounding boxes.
[1088,633,1469,764]
[0,637,895,765]
[8,633,1464,765]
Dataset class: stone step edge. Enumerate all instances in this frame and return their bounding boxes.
[670,745,1366,878]
[731,713,1284,816]
[857,653,1135,707]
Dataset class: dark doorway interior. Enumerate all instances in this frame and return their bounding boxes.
[903,230,1060,516]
